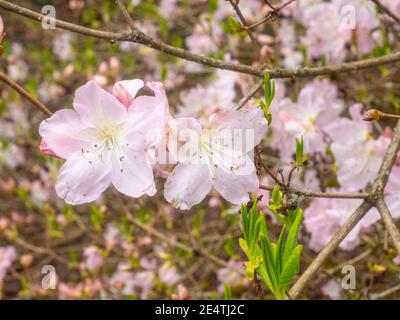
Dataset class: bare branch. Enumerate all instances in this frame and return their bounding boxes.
[228,0,260,49]
[371,0,400,25]
[376,199,400,253]
[289,120,400,299]
[1,0,400,79]
[0,71,53,117]
[259,185,371,199]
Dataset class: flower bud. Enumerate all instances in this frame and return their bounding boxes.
[20,254,33,268]
[112,82,134,109]
[362,109,381,121]
[0,15,4,43]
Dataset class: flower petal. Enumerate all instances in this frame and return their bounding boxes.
[73,80,127,127]
[164,163,212,210]
[111,147,156,198]
[213,154,259,205]
[123,96,167,150]
[112,79,144,109]
[55,151,112,205]
[210,107,267,153]
[39,109,92,159]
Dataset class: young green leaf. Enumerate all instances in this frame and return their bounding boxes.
[282,209,303,265]
[224,284,232,300]
[260,233,279,293]
[278,244,303,291]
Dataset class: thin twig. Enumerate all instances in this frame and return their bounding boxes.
[236,78,264,109]
[245,0,296,30]
[371,0,400,25]
[376,199,400,253]
[259,185,371,199]
[2,0,400,79]
[0,71,53,117]
[370,283,400,300]
[228,0,260,49]
[125,210,245,276]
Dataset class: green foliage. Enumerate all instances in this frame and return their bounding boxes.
[255,73,275,125]
[239,197,303,299]
[294,136,309,168]
[227,16,243,33]
[223,284,232,300]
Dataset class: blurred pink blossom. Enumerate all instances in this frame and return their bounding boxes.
[83,246,104,272]
[0,246,17,281]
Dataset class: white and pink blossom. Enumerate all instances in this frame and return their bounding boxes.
[39,80,168,205]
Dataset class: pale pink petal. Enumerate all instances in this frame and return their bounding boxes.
[164,163,212,210]
[112,79,144,109]
[213,154,259,205]
[146,81,169,118]
[39,109,92,159]
[166,117,202,164]
[0,15,4,42]
[39,139,58,158]
[123,96,167,150]
[111,147,156,198]
[210,108,267,152]
[55,152,112,205]
[73,80,127,127]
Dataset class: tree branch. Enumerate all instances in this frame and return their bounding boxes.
[1,0,400,79]
[376,199,400,254]
[371,0,400,25]
[0,71,53,117]
[289,120,400,299]
[259,185,371,199]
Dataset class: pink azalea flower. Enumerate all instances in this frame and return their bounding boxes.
[300,2,352,63]
[217,259,246,292]
[304,197,380,252]
[158,266,181,286]
[321,279,343,300]
[270,79,343,161]
[39,80,168,205]
[164,106,266,210]
[326,104,387,191]
[83,246,104,272]
[0,246,17,280]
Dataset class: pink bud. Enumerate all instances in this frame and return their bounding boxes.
[112,82,133,109]
[0,15,4,43]
[98,61,109,75]
[39,139,58,158]
[109,57,121,73]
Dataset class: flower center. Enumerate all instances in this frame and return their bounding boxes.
[98,125,121,150]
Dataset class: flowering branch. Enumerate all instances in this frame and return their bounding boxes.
[1,0,400,79]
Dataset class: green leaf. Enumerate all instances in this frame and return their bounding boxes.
[295,136,309,168]
[223,284,232,300]
[275,224,287,274]
[283,209,303,265]
[279,245,302,291]
[227,16,243,33]
[261,73,275,125]
[260,233,279,293]
[271,185,282,205]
